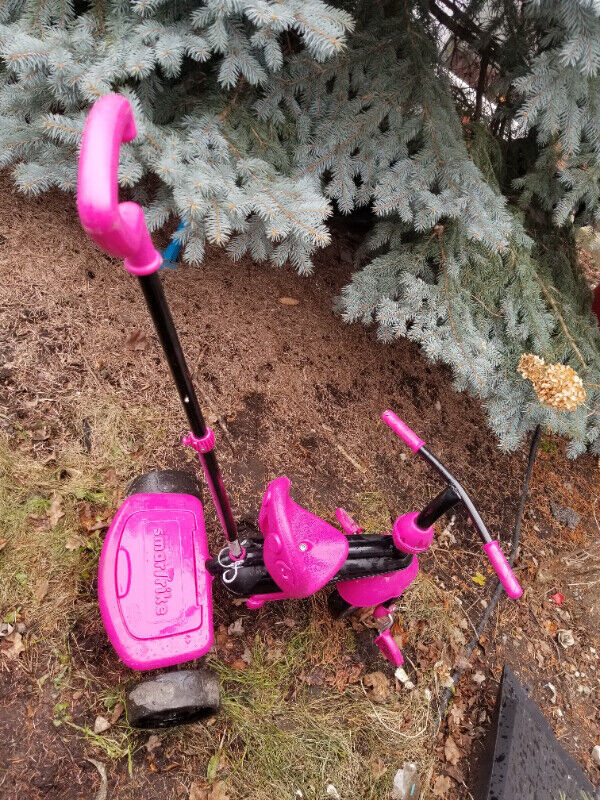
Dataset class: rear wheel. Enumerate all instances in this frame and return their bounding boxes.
[126,469,202,501]
[327,588,358,620]
[126,669,220,728]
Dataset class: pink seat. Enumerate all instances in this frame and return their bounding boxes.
[98,493,213,670]
[258,477,349,598]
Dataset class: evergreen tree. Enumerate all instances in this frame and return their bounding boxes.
[2,0,600,454]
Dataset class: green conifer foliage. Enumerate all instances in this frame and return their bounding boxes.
[2,1,600,454]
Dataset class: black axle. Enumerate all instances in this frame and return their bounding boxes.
[206,533,414,598]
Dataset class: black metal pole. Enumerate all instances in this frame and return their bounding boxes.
[138,272,240,552]
[416,484,461,529]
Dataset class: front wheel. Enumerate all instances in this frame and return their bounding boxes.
[126,469,202,501]
[126,668,220,728]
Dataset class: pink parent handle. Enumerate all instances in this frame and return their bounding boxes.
[77,94,162,276]
[483,541,523,599]
[381,409,425,453]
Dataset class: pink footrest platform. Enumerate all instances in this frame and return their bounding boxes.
[98,493,213,670]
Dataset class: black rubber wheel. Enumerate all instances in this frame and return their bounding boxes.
[126,470,202,501]
[327,588,358,620]
[126,669,220,729]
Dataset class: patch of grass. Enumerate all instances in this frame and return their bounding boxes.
[71,396,172,477]
[558,793,595,800]
[540,437,559,455]
[64,717,137,772]
[0,440,81,625]
[195,620,435,800]
[354,491,393,534]
[0,397,172,631]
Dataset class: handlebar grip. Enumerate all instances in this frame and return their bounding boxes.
[77,94,162,276]
[483,541,523,599]
[373,629,404,667]
[381,410,425,453]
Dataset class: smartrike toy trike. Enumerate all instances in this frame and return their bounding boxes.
[77,94,522,728]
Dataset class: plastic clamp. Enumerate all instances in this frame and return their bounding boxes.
[182,429,215,454]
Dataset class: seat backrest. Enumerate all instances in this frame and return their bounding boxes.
[258,477,349,598]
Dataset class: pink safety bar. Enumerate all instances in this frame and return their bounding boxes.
[381,410,425,452]
[182,428,216,454]
[335,507,365,535]
[483,541,523,599]
[77,94,162,276]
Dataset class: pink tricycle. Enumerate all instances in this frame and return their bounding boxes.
[77,95,522,728]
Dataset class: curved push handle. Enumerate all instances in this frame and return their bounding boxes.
[381,410,425,453]
[483,541,523,598]
[77,94,162,275]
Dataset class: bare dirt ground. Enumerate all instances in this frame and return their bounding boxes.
[1,172,599,799]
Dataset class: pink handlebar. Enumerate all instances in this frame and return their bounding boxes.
[483,541,523,598]
[373,629,404,667]
[381,410,425,453]
[77,94,162,276]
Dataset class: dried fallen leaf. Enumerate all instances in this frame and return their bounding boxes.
[32,425,50,442]
[47,495,64,528]
[210,782,230,800]
[109,701,124,724]
[278,296,299,306]
[432,775,454,797]
[189,782,207,800]
[125,328,148,351]
[79,502,102,532]
[104,468,119,486]
[93,715,110,734]
[546,682,558,704]
[0,538,7,551]
[364,671,390,703]
[4,631,25,659]
[0,622,14,638]
[472,671,486,684]
[189,781,230,800]
[471,572,486,586]
[65,535,86,551]
[145,734,162,755]
[557,629,575,648]
[33,578,49,604]
[227,618,244,636]
[369,755,387,780]
[449,703,465,726]
[87,758,108,800]
[435,660,454,689]
[444,735,462,766]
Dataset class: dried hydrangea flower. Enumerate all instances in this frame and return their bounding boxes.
[517,353,586,411]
